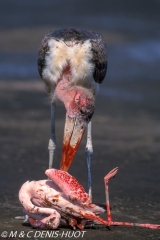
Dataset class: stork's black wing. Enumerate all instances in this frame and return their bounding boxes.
[38,28,107,83]
[89,32,107,84]
[37,32,51,78]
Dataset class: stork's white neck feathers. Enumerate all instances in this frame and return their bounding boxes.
[42,39,98,93]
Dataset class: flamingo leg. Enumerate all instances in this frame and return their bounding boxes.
[48,102,56,169]
[104,167,118,223]
[104,167,160,229]
[85,121,93,200]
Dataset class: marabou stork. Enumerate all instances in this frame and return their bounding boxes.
[37,28,107,198]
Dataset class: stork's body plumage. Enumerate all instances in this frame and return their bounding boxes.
[37,28,107,197]
[38,28,107,88]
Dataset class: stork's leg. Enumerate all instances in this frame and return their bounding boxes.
[85,121,93,200]
[15,103,56,221]
[48,102,56,169]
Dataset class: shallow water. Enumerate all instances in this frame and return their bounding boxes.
[1,39,160,80]
[1,39,160,103]
[0,1,160,102]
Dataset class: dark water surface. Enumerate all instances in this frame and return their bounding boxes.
[0,1,160,105]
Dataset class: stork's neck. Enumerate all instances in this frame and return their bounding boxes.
[55,66,74,109]
[55,65,95,117]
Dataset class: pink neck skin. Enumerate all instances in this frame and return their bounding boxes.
[55,65,94,119]
[55,65,73,110]
[55,79,74,111]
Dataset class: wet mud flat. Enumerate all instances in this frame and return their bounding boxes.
[0,81,160,240]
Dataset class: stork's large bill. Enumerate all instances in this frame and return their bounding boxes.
[60,115,86,171]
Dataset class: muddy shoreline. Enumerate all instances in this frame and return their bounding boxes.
[0,81,160,239]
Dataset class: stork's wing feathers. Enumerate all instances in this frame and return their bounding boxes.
[89,32,107,84]
[38,28,107,84]
[37,33,51,78]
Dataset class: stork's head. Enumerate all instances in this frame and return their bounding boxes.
[59,86,95,171]
[67,87,94,122]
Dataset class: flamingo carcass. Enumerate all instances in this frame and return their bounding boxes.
[19,168,160,230]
